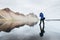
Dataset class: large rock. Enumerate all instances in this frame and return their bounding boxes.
[0,8,39,32]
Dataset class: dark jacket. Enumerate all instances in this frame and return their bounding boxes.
[39,12,45,20]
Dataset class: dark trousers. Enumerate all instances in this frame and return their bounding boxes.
[39,19,45,31]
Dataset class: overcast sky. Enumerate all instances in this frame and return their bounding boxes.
[0,0,60,19]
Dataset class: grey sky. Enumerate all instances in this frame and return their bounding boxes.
[0,0,60,18]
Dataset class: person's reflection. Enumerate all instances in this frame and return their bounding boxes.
[39,12,45,37]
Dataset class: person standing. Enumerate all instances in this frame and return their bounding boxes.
[39,12,45,33]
